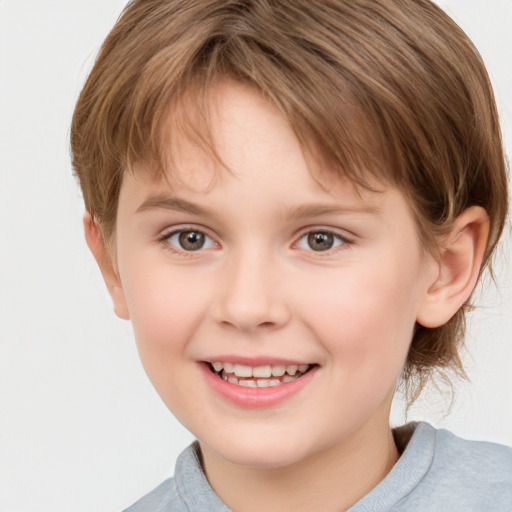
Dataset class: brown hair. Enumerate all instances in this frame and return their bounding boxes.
[71,0,508,402]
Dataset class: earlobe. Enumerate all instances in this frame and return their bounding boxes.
[83,213,130,320]
[417,206,489,328]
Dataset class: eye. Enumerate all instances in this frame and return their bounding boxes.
[296,230,346,252]
[164,229,217,252]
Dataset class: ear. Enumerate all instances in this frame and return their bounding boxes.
[83,213,130,320]
[417,206,489,328]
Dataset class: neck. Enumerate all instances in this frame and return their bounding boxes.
[200,419,399,512]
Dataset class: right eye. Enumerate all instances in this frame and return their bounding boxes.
[163,229,217,252]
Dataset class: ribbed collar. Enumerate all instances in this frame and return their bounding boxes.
[175,441,231,511]
[349,422,435,511]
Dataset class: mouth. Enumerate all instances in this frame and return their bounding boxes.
[207,361,314,388]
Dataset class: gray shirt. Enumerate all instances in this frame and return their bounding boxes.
[125,422,512,511]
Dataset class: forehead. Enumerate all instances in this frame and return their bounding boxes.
[121,80,401,225]
[136,79,387,199]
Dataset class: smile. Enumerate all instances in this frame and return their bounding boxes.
[201,360,318,408]
[209,362,312,388]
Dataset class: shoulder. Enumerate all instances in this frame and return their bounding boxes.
[433,423,512,469]
[123,442,230,512]
[398,422,512,511]
[430,424,512,486]
[353,422,512,512]
[123,477,182,512]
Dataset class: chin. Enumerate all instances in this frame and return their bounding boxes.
[200,430,318,470]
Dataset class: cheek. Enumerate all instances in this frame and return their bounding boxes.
[120,266,214,411]
[303,261,422,373]
[120,262,210,362]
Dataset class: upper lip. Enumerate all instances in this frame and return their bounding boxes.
[202,355,314,366]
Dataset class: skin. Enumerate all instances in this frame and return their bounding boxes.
[86,80,489,511]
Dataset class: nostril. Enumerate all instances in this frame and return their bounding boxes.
[219,319,276,331]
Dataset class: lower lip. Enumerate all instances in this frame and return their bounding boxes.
[200,363,317,408]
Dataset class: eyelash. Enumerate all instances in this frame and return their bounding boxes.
[158,227,218,255]
[158,227,352,255]
[294,229,351,254]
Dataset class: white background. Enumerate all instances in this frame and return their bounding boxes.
[0,1,511,511]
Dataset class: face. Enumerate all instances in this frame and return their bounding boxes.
[112,81,437,469]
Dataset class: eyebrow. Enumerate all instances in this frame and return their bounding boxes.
[136,195,382,219]
[284,203,382,220]
[136,196,211,216]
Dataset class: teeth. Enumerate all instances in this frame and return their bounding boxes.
[253,365,272,378]
[233,364,252,377]
[239,379,257,388]
[210,361,312,385]
[271,365,286,377]
[212,362,223,372]
[286,364,298,376]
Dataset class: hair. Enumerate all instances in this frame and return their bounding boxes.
[71,0,508,403]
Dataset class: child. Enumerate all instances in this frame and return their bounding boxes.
[71,0,511,510]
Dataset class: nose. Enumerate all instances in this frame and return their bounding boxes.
[213,248,291,332]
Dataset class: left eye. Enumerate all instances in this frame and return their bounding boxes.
[296,231,346,252]
[164,230,217,251]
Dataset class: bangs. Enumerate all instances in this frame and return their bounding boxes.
[122,42,394,196]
